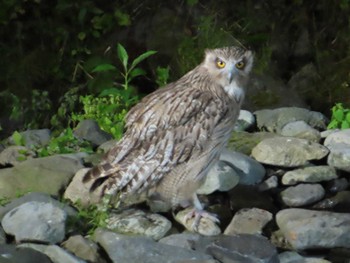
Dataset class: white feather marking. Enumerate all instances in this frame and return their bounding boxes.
[223,81,245,105]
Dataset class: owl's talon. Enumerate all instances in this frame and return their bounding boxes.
[183,208,220,231]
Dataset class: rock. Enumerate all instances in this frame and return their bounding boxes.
[62,235,101,263]
[73,119,113,146]
[0,154,85,199]
[327,143,350,172]
[281,165,338,185]
[280,120,321,142]
[197,161,240,195]
[228,131,278,155]
[0,226,6,244]
[18,243,85,263]
[2,201,67,243]
[175,207,221,236]
[324,129,350,148]
[97,139,118,154]
[64,168,101,207]
[280,184,325,207]
[206,234,279,263]
[0,192,77,220]
[106,209,171,240]
[327,178,349,193]
[224,208,273,235]
[254,107,327,133]
[276,208,350,249]
[159,233,203,250]
[279,251,331,263]
[7,129,51,148]
[0,245,52,263]
[220,149,266,185]
[93,228,214,263]
[234,109,255,131]
[312,191,350,210]
[258,176,279,191]
[320,129,339,138]
[251,137,329,167]
[0,145,35,166]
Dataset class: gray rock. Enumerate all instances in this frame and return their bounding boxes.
[324,129,350,148]
[280,184,325,207]
[251,137,329,167]
[0,226,6,244]
[327,143,350,172]
[0,154,84,199]
[279,251,331,263]
[320,129,340,138]
[281,165,338,185]
[234,110,256,131]
[197,161,240,195]
[2,201,67,243]
[206,234,279,263]
[254,107,327,133]
[0,245,52,263]
[224,208,273,235]
[9,129,51,148]
[276,208,350,249]
[106,209,171,240]
[62,235,101,263]
[258,176,278,191]
[18,243,86,263]
[73,119,113,146]
[312,191,350,210]
[0,192,77,220]
[220,149,266,185]
[327,178,349,193]
[175,207,221,236]
[280,120,321,142]
[159,233,203,250]
[0,145,35,166]
[93,228,214,263]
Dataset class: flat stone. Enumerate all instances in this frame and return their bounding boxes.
[106,209,171,240]
[281,165,338,185]
[93,228,214,263]
[7,129,51,149]
[276,208,350,249]
[62,235,100,263]
[206,234,279,263]
[2,201,67,243]
[327,143,350,172]
[0,154,85,199]
[0,145,35,166]
[251,137,329,167]
[224,208,273,235]
[197,160,240,195]
[280,120,321,142]
[280,184,325,207]
[324,129,350,148]
[159,233,203,250]
[18,243,85,263]
[0,245,52,263]
[220,149,266,185]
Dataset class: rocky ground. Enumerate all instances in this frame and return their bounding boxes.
[0,107,350,263]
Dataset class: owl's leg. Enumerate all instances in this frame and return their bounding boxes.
[183,193,219,231]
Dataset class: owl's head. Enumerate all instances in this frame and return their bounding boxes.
[202,46,254,103]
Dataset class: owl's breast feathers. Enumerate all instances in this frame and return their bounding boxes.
[82,75,240,203]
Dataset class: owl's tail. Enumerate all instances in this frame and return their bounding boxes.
[82,162,118,193]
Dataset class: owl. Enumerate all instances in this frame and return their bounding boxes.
[83,46,254,230]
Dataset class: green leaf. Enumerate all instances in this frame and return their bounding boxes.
[327,119,338,129]
[12,131,24,146]
[341,120,350,129]
[91,64,117,73]
[129,68,146,79]
[346,112,350,122]
[334,109,344,121]
[117,43,128,69]
[130,50,157,71]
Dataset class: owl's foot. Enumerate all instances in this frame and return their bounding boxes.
[183,208,220,231]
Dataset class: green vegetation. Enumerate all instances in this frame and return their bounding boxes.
[327,103,350,130]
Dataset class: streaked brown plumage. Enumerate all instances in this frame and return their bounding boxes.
[83,46,254,229]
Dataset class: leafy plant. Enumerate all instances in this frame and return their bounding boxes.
[327,103,350,129]
[12,131,25,146]
[155,66,170,87]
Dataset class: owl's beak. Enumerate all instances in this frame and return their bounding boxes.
[228,70,235,84]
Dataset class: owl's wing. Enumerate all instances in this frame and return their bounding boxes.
[84,84,231,198]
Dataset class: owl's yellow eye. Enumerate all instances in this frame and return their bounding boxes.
[235,61,245,70]
[216,59,226,69]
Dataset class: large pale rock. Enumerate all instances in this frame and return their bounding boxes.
[251,137,329,167]
[280,184,325,207]
[281,165,338,185]
[0,154,85,199]
[106,209,171,240]
[280,120,321,142]
[324,129,350,148]
[327,143,350,172]
[93,229,214,263]
[2,201,67,243]
[276,209,350,249]
[234,109,256,131]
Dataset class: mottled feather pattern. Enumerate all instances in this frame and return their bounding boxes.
[83,46,253,208]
